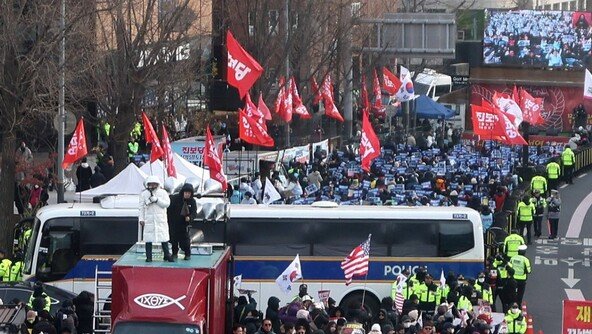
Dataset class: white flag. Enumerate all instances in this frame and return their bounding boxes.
[440,269,446,288]
[585,69,592,100]
[395,66,416,102]
[262,177,282,204]
[275,254,303,294]
[493,94,523,127]
[233,274,242,289]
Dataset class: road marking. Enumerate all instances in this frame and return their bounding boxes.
[565,289,585,300]
[579,173,588,178]
[566,191,592,238]
[560,184,569,189]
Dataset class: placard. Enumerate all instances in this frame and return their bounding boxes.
[563,300,592,334]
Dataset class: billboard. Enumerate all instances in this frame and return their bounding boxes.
[483,10,591,69]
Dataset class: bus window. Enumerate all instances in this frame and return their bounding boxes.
[37,218,79,281]
[390,221,438,257]
[23,218,41,275]
[438,221,474,256]
[79,217,138,255]
[228,218,312,256]
[434,84,451,96]
[312,220,389,256]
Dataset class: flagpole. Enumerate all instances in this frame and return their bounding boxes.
[360,271,369,311]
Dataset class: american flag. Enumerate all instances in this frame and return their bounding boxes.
[394,274,407,313]
[341,234,371,285]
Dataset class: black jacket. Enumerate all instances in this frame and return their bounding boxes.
[167,185,198,231]
[265,296,281,334]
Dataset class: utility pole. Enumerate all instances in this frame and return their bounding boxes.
[342,0,353,138]
[284,0,291,147]
[57,0,66,203]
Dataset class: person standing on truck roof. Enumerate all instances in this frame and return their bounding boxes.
[139,175,173,262]
[167,183,197,260]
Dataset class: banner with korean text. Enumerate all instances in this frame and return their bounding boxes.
[563,300,592,334]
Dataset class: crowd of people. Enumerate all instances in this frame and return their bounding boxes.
[483,10,592,68]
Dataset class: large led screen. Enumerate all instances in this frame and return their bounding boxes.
[483,10,592,69]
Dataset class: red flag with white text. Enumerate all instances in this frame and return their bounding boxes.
[471,104,508,139]
[62,118,88,169]
[361,75,370,112]
[382,67,402,95]
[239,108,275,147]
[203,126,227,191]
[311,77,322,105]
[274,77,292,123]
[372,69,383,111]
[141,112,164,162]
[360,110,381,172]
[258,92,272,121]
[519,89,545,125]
[161,125,177,178]
[290,77,311,119]
[321,75,344,122]
[226,30,263,98]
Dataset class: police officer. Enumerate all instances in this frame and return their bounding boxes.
[167,183,197,260]
[504,230,525,259]
[531,190,546,239]
[516,195,535,244]
[500,267,518,314]
[391,269,411,300]
[510,245,531,306]
[27,282,51,312]
[9,252,23,282]
[505,302,527,334]
[127,137,139,162]
[530,173,547,196]
[546,160,561,192]
[0,249,12,282]
[474,272,494,306]
[561,146,576,184]
[492,254,510,311]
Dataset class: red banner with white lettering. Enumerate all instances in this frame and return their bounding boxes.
[321,75,344,122]
[274,77,292,123]
[244,92,265,128]
[519,88,545,125]
[360,110,381,172]
[563,300,592,334]
[290,77,311,119]
[226,30,263,98]
[203,126,227,191]
[62,118,88,169]
[161,125,177,178]
[141,112,164,162]
[239,108,275,147]
[382,67,402,95]
[372,68,383,111]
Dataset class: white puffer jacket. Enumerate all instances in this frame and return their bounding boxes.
[139,176,171,243]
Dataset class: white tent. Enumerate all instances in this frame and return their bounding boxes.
[78,163,148,201]
[139,153,217,189]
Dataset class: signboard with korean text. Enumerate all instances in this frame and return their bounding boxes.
[563,300,592,334]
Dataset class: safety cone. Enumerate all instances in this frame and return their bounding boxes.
[522,302,528,317]
[526,315,534,334]
[538,331,544,334]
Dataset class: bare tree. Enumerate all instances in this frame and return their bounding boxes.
[0,0,91,250]
[85,0,211,171]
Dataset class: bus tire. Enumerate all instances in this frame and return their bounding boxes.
[339,290,381,319]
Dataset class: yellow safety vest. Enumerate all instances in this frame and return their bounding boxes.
[504,234,525,258]
[517,202,534,222]
[505,312,527,334]
[546,162,561,179]
[0,259,12,281]
[457,295,472,310]
[510,255,531,280]
[530,176,547,193]
[562,149,575,166]
[9,261,23,281]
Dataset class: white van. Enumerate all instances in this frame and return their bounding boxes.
[414,68,452,101]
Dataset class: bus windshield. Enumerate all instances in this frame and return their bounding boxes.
[23,218,41,275]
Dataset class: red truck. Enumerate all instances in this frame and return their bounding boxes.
[110,244,232,334]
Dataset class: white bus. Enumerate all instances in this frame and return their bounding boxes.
[195,202,485,315]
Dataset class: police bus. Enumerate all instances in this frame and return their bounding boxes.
[196,202,485,314]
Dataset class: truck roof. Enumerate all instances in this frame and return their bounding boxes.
[113,243,228,270]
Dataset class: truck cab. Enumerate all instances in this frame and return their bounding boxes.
[414,69,452,101]
[111,243,232,334]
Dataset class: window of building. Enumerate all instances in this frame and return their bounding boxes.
[268,10,279,36]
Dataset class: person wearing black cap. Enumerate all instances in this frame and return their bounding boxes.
[167,183,197,260]
[292,284,310,302]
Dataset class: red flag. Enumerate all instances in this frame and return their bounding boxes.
[62,118,88,169]
[497,108,528,145]
[372,69,383,111]
[274,77,292,123]
[361,75,370,112]
[382,67,402,95]
[340,234,371,285]
[311,77,322,105]
[245,93,268,131]
[360,110,381,172]
[321,75,344,122]
[471,104,507,139]
[203,126,227,191]
[512,85,520,105]
[161,125,177,178]
[274,76,285,115]
[519,89,545,125]
[290,77,311,119]
[141,112,164,162]
[239,108,275,147]
[226,30,263,98]
[258,92,272,121]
